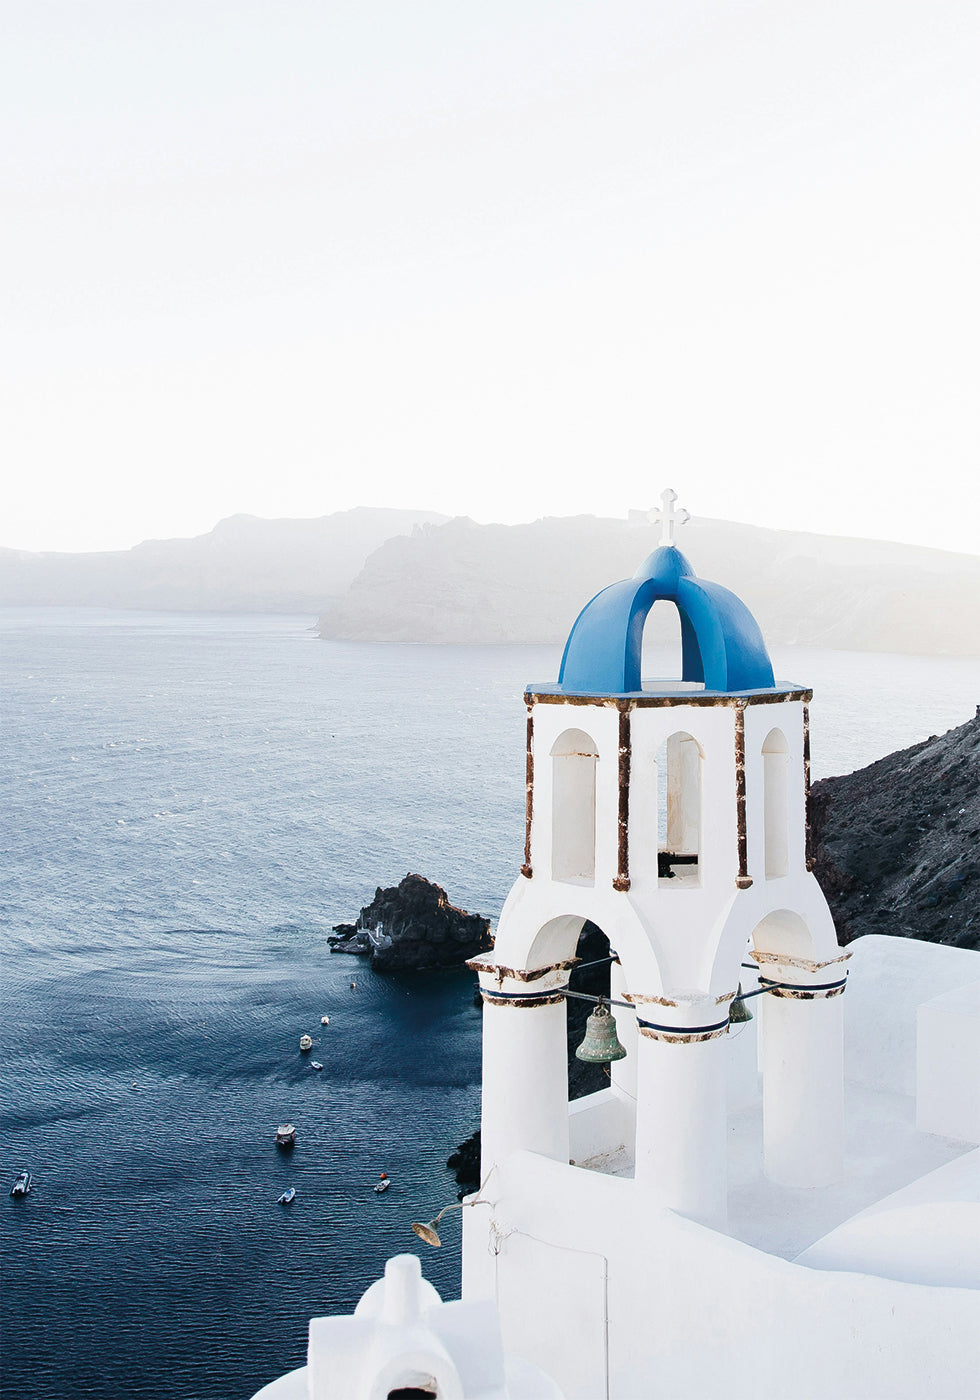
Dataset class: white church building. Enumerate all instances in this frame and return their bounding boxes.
[255,495,979,1400]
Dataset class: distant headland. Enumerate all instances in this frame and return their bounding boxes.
[3,507,978,656]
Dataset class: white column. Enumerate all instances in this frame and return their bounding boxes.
[609,959,638,1106]
[761,987,844,1187]
[632,996,729,1231]
[479,977,570,1172]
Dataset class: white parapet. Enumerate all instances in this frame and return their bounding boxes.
[251,1253,565,1400]
[917,979,980,1143]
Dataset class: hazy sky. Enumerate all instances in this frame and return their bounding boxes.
[4,1,978,554]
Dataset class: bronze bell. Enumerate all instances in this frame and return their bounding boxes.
[575,999,627,1063]
[729,983,753,1024]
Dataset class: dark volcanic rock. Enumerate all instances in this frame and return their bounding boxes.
[447,1129,481,1199]
[328,873,492,971]
[809,708,980,950]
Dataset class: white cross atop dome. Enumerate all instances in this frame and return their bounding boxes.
[649,488,690,547]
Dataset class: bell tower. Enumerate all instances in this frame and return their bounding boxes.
[467,493,847,1255]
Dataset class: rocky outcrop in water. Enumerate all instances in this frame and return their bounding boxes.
[447,1130,481,1199]
[328,873,492,972]
[809,708,980,950]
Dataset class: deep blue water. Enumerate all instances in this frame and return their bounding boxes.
[1,610,977,1400]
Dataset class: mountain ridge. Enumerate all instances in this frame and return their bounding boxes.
[317,513,980,656]
[4,508,977,656]
[0,507,448,614]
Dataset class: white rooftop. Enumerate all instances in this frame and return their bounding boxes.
[577,934,980,1267]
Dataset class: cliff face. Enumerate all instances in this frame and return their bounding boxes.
[810,709,980,949]
[318,514,980,656]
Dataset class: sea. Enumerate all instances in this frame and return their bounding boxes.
[2,608,978,1400]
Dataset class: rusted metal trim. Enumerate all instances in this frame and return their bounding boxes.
[637,1020,730,1043]
[765,984,846,1001]
[523,707,534,878]
[623,990,730,1008]
[735,875,754,890]
[526,689,813,709]
[803,701,813,870]
[751,948,851,973]
[616,703,631,890]
[734,701,749,881]
[480,988,567,1008]
[466,957,580,983]
[759,975,848,993]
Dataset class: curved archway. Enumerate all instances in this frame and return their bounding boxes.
[751,908,815,962]
[550,728,598,882]
[374,1355,450,1400]
[526,913,589,971]
[492,894,664,999]
[557,544,775,693]
[656,730,703,885]
[762,727,790,878]
[567,921,614,1103]
[640,599,701,688]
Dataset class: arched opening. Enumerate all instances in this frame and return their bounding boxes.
[762,728,790,878]
[567,921,613,1103]
[551,729,598,883]
[751,909,815,962]
[378,1354,446,1398]
[657,731,702,885]
[564,920,636,1179]
[641,600,684,684]
[640,600,705,692]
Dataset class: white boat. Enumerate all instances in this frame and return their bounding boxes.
[275,1124,296,1147]
[299,1034,313,1052]
[320,1015,330,1026]
[310,1060,323,1071]
[278,1187,296,1205]
[374,1174,390,1194]
[9,1171,32,1198]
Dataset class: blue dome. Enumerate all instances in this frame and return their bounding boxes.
[556,546,775,695]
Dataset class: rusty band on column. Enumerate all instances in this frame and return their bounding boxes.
[759,975,847,1001]
[480,985,568,1008]
[613,703,632,891]
[803,701,814,871]
[734,702,751,887]
[521,706,533,878]
[637,1016,731,1043]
